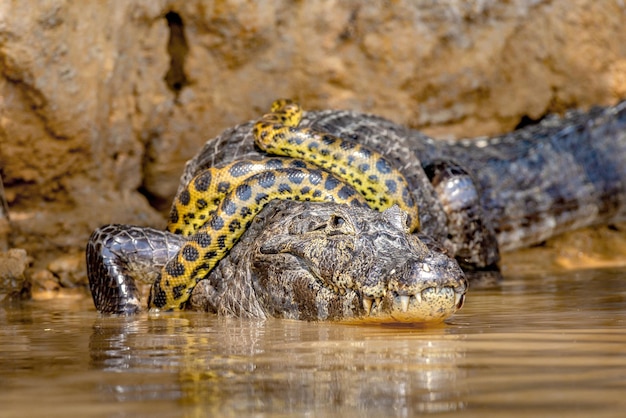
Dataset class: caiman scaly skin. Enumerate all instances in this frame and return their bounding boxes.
[87,100,626,320]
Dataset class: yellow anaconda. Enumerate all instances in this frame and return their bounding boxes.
[167,157,334,236]
[253,99,419,231]
[151,100,419,310]
[151,164,368,310]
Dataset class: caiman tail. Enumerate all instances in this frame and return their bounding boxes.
[448,101,626,252]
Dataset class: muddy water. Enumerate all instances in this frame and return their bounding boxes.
[1,267,625,418]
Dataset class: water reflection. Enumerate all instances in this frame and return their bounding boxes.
[89,314,469,415]
[1,268,626,417]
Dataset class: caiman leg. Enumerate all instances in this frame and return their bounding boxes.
[86,225,185,314]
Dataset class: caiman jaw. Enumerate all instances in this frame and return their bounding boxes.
[359,256,468,323]
[361,287,464,317]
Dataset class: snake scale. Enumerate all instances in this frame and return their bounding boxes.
[150,100,420,311]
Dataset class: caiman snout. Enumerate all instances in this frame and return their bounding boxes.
[362,236,468,323]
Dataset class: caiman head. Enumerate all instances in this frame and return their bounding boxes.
[191,200,467,323]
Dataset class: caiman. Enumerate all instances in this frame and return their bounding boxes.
[86,100,626,323]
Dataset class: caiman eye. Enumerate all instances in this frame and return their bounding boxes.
[330,215,345,229]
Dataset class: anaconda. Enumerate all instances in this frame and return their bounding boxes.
[87,100,626,322]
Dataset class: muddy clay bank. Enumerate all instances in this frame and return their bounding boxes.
[1,1,626,301]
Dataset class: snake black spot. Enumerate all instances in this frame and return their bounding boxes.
[194,231,212,247]
[313,190,322,198]
[291,133,306,145]
[308,141,320,152]
[385,179,397,194]
[169,207,179,224]
[174,228,183,234]
[266,158,284,169]
[402,187,415,207]
[172,284,186,300]
[222,197,237,215]
[236,183,252,201]
[182,245,199,262]
[179,190,191,206]
[338,185,356,199]
[229,219,241,233]
[340,141,357,151]
[358,163,370,173]
[308,170,322,185]
[151,285,167,308]
[203,251,217,260]
[278,183,293,194]
[287,169,304,184]
[321,134,336,145]
[378,196,389,206]
[194,171,212,192]
[196,198,208,210]
[229,161,253,177]
[358,147,372,158]
[274,132,286,141]
[376,157,392,174]
[211,215,225,231]
[255,192,269,205]
[217,234,227,249]
[289,159,307,168]
[217,181,231,194]
[301,186,311,195]
[165,260,186,277]
[325,176,340,191]
[258,171,276,188]
[368,174,379,183]
[320,148,331,157]
[240,206,253,218]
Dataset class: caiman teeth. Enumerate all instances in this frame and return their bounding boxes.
[363,297,373,316]
[399,295,410,312]
[414,292,422,305]
[455,292,465,309]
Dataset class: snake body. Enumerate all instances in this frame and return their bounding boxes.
[253,100,419,231]
[167,157,348,236]
[150,100,418,311]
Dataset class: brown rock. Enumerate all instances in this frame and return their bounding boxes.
[47,252,87,288]
[0,248,29,298]
[0,0,625,275]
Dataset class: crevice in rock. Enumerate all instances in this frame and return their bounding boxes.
[514,113,547,130]
[137,185,171,215]
[164,11,189,96]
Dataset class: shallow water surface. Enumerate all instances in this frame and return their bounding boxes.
[1,268,625,417]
